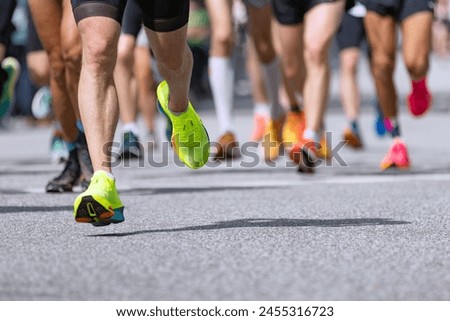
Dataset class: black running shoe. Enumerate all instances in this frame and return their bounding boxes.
[121,131,142,159]
[46,149,81,193]
[76,132,93,191]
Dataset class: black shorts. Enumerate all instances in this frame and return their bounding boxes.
[360,0,434,21]
[27,5,44,53]
[0,0,16,47]
[71,0,189,32]
[121,0,141,37]
[336,12,365,50]
[272,0,340,25]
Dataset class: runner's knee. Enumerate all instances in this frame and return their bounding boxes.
[117,42,134,68]
[83,38,117,75]
[404,56,428,78]
[281,56,300,82]
[304,41,328,66]
[158,45,192,73]
[371,52,395,79]
[253,38,275,64]
[211,28,234,56]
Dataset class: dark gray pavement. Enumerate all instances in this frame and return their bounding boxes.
[1,54,450,301]
[1,106,450,300]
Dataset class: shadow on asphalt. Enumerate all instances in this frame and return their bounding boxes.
[88,218,410,238]
[333,166,450,176]
[121,185,284,196]
[0,206,72,213]
[0,170,56,177]
[127,165,450,180]
[128,167,296,180]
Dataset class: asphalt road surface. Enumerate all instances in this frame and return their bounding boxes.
[0,107,449,300]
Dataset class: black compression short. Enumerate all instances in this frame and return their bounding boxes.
[272,0,340,25]
[71,0,189,32]
[360,0,434,21]
[0,0,16,47]
[336,12,365,50]
[121,0,141,37]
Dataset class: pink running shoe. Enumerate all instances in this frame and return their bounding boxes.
[383,118,394,133]
[407,78,432,117]
[380,138,411,170]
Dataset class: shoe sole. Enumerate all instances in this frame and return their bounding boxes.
[380,163,411,171]
[74,195,125,226]
[46,186,73,193]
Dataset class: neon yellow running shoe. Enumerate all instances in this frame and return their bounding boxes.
[157,81,210,169]
[73,171,124,226]
[1,57,20,119]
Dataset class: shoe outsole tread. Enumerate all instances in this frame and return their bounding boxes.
[380,163,410,171]
[75,195,115,225]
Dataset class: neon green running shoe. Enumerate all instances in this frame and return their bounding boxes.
[1,57,20,119]
[73,171,124,227]
[157,80,210,169]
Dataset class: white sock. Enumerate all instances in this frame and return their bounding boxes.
[253,102,270,116]
[304,128,320,143]
[122,122,139,136]
[295,91,304,109]
[209,56,235,134]
[261,58,283,120]
[96,170,115,181]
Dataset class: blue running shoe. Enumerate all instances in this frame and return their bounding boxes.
[32,86,52,119]
[374,101,386,137]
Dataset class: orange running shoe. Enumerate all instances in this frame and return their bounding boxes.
[343,128,363,149]
[250,113,268,142]
[380,138,411,170]
[262,115,285,161]
[214,132,240,160]
[317,133,332,160]
[282,111,305,149]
